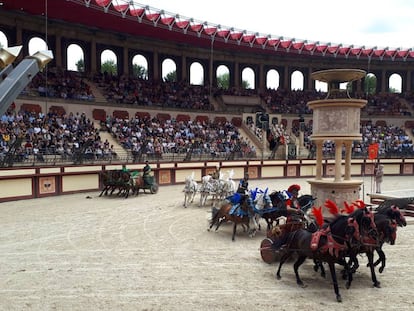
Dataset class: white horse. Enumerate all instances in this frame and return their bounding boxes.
[221,169,237,199]
[183,172,198,208]
[199,174,221,207]
[249,187,273,231]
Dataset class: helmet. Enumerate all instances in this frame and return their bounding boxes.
[288,184,301,193]
[281,190,291,200]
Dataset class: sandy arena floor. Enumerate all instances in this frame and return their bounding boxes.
[0,176,413,311]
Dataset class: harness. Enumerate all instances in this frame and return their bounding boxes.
[310,226,348,258]
[310,217,359,258]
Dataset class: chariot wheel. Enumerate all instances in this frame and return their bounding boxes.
[150,183,159,194]
[260,238,276,264]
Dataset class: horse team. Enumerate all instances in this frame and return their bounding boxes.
[183,170,237,208]
[183,172,409,303]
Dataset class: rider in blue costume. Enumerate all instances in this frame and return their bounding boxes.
[237,173,249,194]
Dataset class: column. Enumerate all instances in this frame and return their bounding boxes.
[54,34,62,68]
[344,141,353,180]
[181,55,187,82]
[306,67,314,90]
[258,64,264,92]
[283,65,289,90]
[234,61,239,88]
[315,140,323,180]
[406,70,412,93]
[334,139,343,182]
[381,70,387,94]
[90,38,96,73]
[15,25,23,62]
[153,51,159,82]
[123,46,129,75]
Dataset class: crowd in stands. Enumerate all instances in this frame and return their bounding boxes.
[104,115,257,161]
[22,68,414,118]
[93,72,213,111]
[25,68,95,101]
[260,88,413,117]
[0,107,257,163]
[300,120,414,159]
[3,70,413,164]
[260,88,323,115]
[0,109,115,163]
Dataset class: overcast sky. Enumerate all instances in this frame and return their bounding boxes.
[144,0,414,49]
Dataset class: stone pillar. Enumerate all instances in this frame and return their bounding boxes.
[344,141,353,180]
[259,64,265,92]
[381,70,387,93]
[15,25,23,62]
[181,55,187,82]
[123,46,129,75]
[234,61,239,88]
[284,65,289,90]
[90,38,97,73]
[54,34,62,69]
[406,70,412,93]
[307,67,314,90]
[315,140,323,180]
[334,139,343,182]
[153,51,159,82]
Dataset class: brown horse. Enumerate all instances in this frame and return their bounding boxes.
[208,195,258,241]
[99,170,132,198]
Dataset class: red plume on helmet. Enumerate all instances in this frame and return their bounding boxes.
[324,199,339,216]
[312,206,324,227]
[352,199,366,209]
[288,184,301,193]
[342,201,356,214]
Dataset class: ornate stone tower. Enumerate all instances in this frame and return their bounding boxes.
[307,69,367,209]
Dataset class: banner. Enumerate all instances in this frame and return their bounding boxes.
[368,143,379,160]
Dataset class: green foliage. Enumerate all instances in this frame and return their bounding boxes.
[242,79,251,89]
[101,59,117,75]
[217,73,229,89]
[75,59,84,72]
[364,74,377,94]
[133,64,148,79]
[164,70,176,82]
[217,73,250,89]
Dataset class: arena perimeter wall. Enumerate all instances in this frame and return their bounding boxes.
[1,158,413,203]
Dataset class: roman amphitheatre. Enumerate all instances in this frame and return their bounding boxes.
[1,1,414,310]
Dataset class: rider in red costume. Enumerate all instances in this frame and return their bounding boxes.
[286,184,301,210]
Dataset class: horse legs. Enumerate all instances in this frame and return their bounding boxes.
[208,208,219,231]
[293,255,307,286]
[276,250,292,279]
[231,223,238,241]
[99,186,107,197]
[327,262,342,303]
[366,251,381,288]
[372,247,386,273]
[313,260,326,278]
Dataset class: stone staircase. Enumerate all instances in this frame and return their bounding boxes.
[85,80,107,103]
[94,122,130,160]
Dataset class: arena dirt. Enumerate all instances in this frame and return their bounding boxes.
[0,176,413,311]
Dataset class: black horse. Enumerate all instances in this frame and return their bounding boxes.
[274,208,378,302]
[347,204,406,284]
[261,191,316,230]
